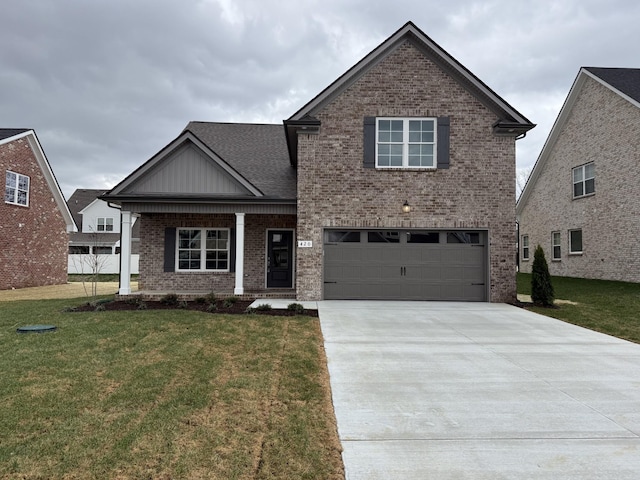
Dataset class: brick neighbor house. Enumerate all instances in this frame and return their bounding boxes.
[517,67,640,283]
[104,22,534,302]
[0,129,76,290]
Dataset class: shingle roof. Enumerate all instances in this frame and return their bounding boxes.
[67,189,109,229]
[584,67,640,104]
[0,128,30,141]
[184,122,296,199]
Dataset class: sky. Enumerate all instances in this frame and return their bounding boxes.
[2,0,639,199]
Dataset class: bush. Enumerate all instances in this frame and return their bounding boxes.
[223,296,239,308]
[160,293,179,306]
[531,245,555,306]
[255,303,272,311]
[287,303,305,314]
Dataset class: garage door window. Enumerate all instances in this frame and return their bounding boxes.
[407,231,440,243]
[325,231,361,242]
[447,232,481,244]
[368,231,401,243]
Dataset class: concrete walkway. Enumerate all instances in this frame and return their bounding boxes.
[318,301,640,479]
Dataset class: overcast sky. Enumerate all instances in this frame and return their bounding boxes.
[2,0,639,199]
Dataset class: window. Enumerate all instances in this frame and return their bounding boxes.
[376,118,436,168]
[5,171,30,206]
[552,231,561,260]
[93,246,113,255]
[522,235,530,260]
[97,217,114,232]
[407,231,440,243]
[177,228,229,271]
[69,246,90,254]
[572,163,595,198]
[325,231,361,243]
[447,232,481,244]
[368,231,401,243]
[569,229,583,255]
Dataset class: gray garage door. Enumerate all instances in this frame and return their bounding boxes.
[323,230,487,301]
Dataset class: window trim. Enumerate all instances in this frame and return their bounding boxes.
[572,162,595,199]
[375,117,437,169]
[96,217,114,232]
[5,170,30,207]
[521,235,530,261]
[569,229,583,255]
[176,227,230,272]
[551,231,561,261]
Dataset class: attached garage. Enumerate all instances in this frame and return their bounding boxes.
[323,229,488,301]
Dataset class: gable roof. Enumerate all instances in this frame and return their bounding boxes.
[104,123,295,203]
[0,129,76,232]
[67,189,108,228]
[516,67,640,215]
[285,21,535,165]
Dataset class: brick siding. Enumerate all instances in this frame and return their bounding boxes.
[0,138,68,289]
[296,42,518,302]
[518,76,640,283]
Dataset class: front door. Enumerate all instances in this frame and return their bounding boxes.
[267,230,293,288]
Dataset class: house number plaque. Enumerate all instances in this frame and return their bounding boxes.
[297,240,313,248]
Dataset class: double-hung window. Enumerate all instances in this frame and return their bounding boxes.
[572,163,595,198]
[5,171,30,206]
[552,231,561,260]
[376,118,436,168]
[177,228,229,271]
[569,229,583,255]
[97,217,114,232]
[521,235,530,261]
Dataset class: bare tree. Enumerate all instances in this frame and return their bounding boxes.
[516,167,532,201]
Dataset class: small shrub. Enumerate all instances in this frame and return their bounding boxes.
[160,293,179,306]
[124,297,140,305]
[245,307,256,314]
[531,245,555,306]
[137,301,148,310]
[287,303,305,314]
[206,303,217,313]
[255,303,272,311]
[205,292,217,304]
[62,306,78,312]
[178,300,189,309]
[223,296,239,308]
[94,304,106,312]
[194,296,206,304]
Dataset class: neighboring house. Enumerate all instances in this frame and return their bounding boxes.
[0,128,76,290]
[67,189,140,274]
[517,67,640,283]
[104,22,534,302]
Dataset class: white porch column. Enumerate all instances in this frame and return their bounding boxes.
[234,212,245,295]
[119,210,133,295]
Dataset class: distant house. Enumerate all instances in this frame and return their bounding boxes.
[0,128,76,289]
[67,189,140,274]
[104,22,534,302]
[517,67,640,283]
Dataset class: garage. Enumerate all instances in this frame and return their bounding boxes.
[323,229,488,301]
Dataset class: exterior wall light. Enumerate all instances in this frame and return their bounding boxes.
[402,201,411,213]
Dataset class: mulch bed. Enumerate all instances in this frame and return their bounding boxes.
[69,299,319,317]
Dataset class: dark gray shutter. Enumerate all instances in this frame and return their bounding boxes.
[164,227,176,272]
[363,116,376,168]
[437,116,450,169]
[229,228,236,273]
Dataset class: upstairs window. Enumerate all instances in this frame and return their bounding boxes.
[376,118,436,168]
[5,171,30,206]
[572,163,595,198]
[97,217,114,232]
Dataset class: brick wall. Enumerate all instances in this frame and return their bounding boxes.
[296,41,518,302]
[519,76,640,283]
[139,213,296,292]
[0,137,69,289]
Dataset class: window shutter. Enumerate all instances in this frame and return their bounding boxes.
[363,116,376,168]
[164,227,176,272]
[437,116,450,169]
[229,228,236,273]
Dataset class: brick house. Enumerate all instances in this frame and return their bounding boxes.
[104,22,534,302]
[517,67,640,283]
[0,129,76,290]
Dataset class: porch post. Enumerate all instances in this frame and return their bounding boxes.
[119,210,133,295]
[234,212,245,295]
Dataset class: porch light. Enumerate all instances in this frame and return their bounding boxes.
[402,201,411,213]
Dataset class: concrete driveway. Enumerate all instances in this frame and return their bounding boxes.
[318,301,640,479]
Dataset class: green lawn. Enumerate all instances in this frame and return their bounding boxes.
[0,297,343,479]
[517,273,640,344]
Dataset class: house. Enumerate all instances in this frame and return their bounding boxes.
[0,128,76,290]
[517,67,640,283]
[103,22,534,302]
[67,189,140,274]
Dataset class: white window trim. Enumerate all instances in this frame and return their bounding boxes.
[572,162,595,199]
[521,235,530,261]
[176,227,230,272]
[96,217,114,232]
[551,231,561,261]
[5,170,30,207]
[569,229,583,255]
[375,117,437,169]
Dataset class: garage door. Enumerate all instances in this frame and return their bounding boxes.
[323,230,487,301]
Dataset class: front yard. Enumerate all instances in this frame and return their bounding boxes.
[0,297,343,479]
[517,273,640,344]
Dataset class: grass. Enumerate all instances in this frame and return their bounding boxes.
[517,273,640,344]
[0,297,343,479]
[68,274,139,283]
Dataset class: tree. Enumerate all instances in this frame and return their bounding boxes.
[531,245,554,306]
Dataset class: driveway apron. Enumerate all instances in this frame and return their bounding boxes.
[318,301,640,479]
